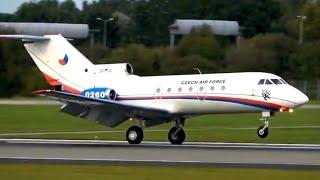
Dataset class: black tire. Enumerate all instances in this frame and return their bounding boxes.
[126,126,144,144]
[168,127,185,145]
[257,126,269,138]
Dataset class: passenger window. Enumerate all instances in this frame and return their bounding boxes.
[167,88,171,93]
[178,87,182,92]
[156,88,160,93]
[265,79,273,85]
[258,79,265,85]
[271,79,282,85]
[221,86,226,91]
[210,86,214,91]
[189,87,193,92]
[199,87,204,92]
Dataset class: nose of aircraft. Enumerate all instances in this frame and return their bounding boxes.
[294,89,309,107]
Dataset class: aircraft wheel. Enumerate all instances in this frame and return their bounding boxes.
[168,127,185,145]
[126,126,144,144]
[257,126,269,138]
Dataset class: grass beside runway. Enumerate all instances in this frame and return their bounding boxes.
[0,164,319,180]
[0,105,319,144]
[309,100,320,104]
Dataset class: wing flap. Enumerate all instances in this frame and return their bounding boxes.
[60,103,88,117]
[34,90,171,127]
[60,103,127,127]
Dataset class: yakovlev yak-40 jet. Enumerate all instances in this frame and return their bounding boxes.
[0,34,309,144]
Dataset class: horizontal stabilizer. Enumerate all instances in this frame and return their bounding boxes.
[0,35,50,41]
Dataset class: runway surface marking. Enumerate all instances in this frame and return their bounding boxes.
[1,138,320,149]
[1,157,320,169]
[0,125,319,136]
[0,139,319,168]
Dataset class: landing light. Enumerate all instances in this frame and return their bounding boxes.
[279,109,283,112]
[289,109,294,113]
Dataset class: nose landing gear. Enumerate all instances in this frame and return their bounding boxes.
[257,123,269,138]
[257,112,271,138]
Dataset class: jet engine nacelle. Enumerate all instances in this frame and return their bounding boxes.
[81,87,117,100]
[94,63,133,76]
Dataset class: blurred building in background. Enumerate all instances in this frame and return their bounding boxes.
[169,19,240,48]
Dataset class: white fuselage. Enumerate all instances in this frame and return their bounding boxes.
[82,72,308,115]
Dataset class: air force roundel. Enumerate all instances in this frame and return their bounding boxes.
[59,54,69,65]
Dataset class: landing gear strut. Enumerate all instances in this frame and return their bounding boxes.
[168,118,186,144]
[126,120,144,144]
[257,112,271,138]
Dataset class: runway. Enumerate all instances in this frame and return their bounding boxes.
[0,139,319,169]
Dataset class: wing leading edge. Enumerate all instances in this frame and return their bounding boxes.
[33,90,172,127]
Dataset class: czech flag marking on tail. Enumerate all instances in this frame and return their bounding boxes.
[59,54,68,65]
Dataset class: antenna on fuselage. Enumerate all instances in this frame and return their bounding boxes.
[194,68,202,74]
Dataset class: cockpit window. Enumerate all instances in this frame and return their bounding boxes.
[258,78,287,85]
[265,79,273,85]
[280,79,288,84]
[271,79,282,85]
[258,79,265,85]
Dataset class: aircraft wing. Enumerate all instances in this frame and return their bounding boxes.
[33,90,172,127]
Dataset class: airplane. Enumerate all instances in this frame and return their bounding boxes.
[0,34,309,144]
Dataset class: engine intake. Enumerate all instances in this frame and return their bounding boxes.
[108,89,117,100]
[81,87,117,100]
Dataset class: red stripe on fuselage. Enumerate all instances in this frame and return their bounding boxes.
[42,72,60,86]
[41,72,80,94]
[63,85,81,94]
[117,95,289,111]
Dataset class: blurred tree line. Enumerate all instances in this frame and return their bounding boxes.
[0,0,319,97]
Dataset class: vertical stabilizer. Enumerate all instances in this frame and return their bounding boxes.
[24,35,94,93]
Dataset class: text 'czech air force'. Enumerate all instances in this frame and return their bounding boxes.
[181,80,226,85]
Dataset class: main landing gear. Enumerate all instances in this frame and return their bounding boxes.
[125,118,186,145]
[126,125,144,144]
[126,120,144,144]
[168,118,186,145]
[257,112,272,138]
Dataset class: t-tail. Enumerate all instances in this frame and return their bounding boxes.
[0,34,134,94]
[25,35,94,93]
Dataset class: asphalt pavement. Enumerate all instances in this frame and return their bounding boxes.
[0,139,319,168]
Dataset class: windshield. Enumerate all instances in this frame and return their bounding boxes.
[271,79,282,85]
[258,78,288,85]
